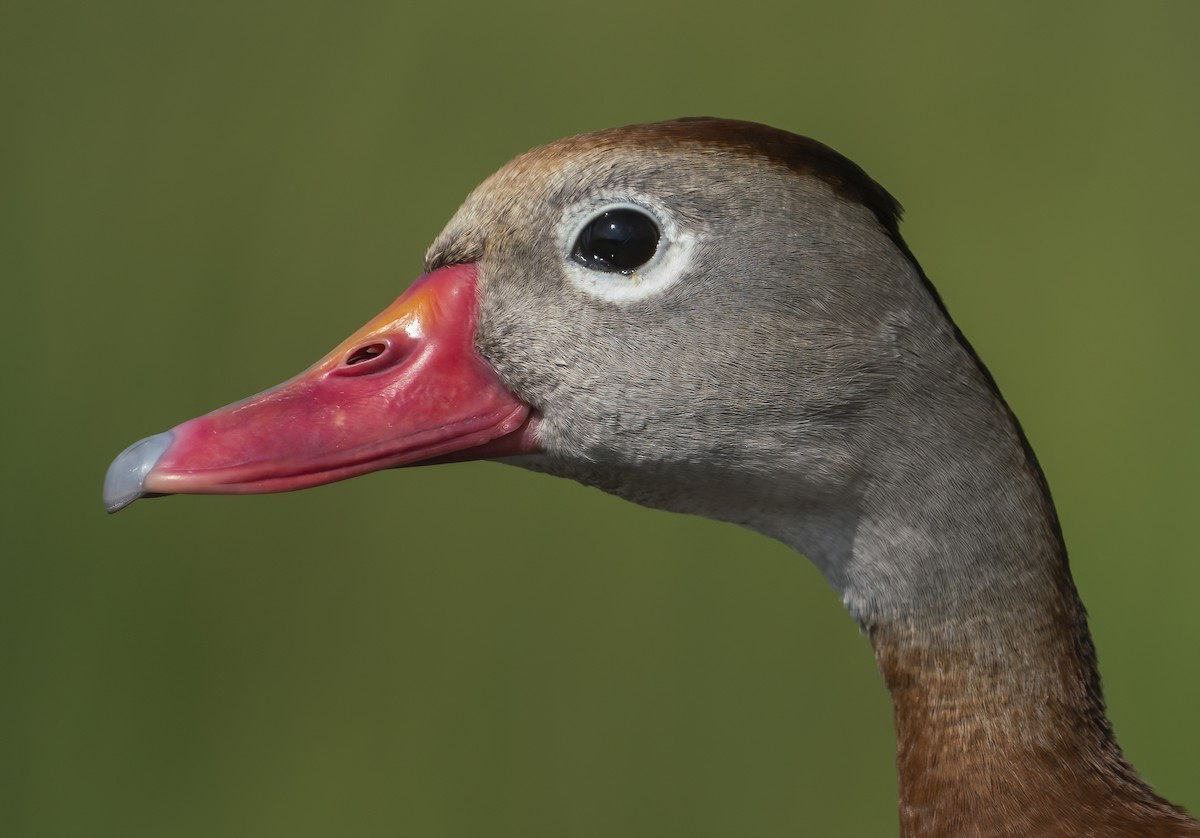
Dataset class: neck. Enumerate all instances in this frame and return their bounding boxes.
[872,582,1195,837]
[756,339,1198,836]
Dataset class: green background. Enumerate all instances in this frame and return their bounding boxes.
[4,2,1198,835]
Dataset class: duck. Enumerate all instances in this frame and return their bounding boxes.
[104,117,1200,837]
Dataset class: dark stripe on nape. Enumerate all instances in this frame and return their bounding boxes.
[618,117,906,248]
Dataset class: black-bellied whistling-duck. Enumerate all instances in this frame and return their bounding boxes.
[105,118,1200,837]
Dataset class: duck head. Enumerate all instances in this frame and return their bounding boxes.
[105,118,1042,612]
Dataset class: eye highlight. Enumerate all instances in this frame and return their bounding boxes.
[572,208,660,274]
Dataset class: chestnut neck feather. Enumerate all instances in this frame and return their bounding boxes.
[871,577,1200,837]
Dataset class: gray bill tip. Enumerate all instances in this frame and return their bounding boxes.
[103,431,174,514]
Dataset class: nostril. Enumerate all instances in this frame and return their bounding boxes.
[335,337,419,377]
[346,343,387,366]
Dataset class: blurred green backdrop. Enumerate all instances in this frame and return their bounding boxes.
[4,1,1198,835]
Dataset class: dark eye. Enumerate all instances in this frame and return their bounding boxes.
[572,208,660,274]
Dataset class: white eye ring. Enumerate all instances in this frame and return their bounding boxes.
[558,196,698,304]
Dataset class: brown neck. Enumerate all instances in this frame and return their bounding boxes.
[869,566,1198,838]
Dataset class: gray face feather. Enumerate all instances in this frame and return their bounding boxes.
[426,120,1060,625]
